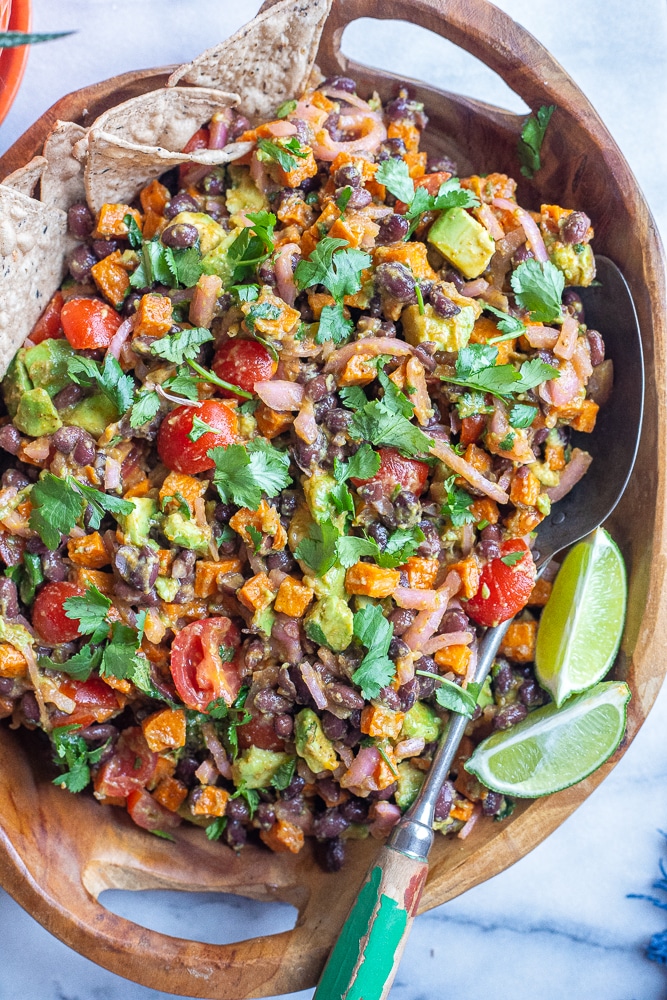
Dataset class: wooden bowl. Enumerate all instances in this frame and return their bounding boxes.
[0,1,665,996]
[0,0,32,126]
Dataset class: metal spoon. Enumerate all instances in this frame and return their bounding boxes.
[313,256,644,1000]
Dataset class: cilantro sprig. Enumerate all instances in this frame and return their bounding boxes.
[227,211,276,283]
[510,259,565,324]
[295,237,371,345]
[442,342,559,401]
[351,604,395,699]
[257,137,309,173]
[483,303,527,341]
[518,105,556,179]
[209,439,292,510]
[29,474,135,550]
[67,354,135,415]
[375,160,480,236]
[349,397,433,457]
[150,327,213,364]
[441,476,475,527]
[130,236,203,290]
[52,724,110,793]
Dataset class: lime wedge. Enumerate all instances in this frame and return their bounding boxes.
[535,528,627,707]
[465,681,631,797]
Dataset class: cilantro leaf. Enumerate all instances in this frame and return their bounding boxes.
[328,482,355,516]
[188,415,218,442]
[294,238,370,303]
[518,104,556,179]
[63,584,111,641]
[52,724,109,793]
[375,158,415,204]
[270,757,297,791]
[445,342,558,400]
[333,442,380,484]
[67,354,135,415]
[172,247,205,288]
[456,391,494,419]
[275,99,297,119]
[257,136,309,172]
[150,327,213,364]
[230,283,260,303]
[378,370,414,418]
[513,357,561,391]
[441,475,475,527]
[351,604,395,699]
[336,186,353,212]
[246,524,263,553]
[315,302,353,345]
[457,343,499,377]
[130,238,203,290]
[500,550,525,566]
[433,678,477,717]
[100,621,144,682]
[162,371,202,402]
[129,390,161,428]
[209,439,291,510]
[295,518,339,576]
[375,526,425,569]
[73,479,135,527]
[29,474,84,550]
[338,385,367,411]
[483,303,527,339]
[123,213,143,249]
[295,237,348,290]
[352,651,396,701]
[336,535,378,569]
[432,178,480,211]
[39,643,103,682]
[206,817,227,841]
[245,301,281,332]
[349,399,433,457]
[509,403,538,428]
[510,260,564,323]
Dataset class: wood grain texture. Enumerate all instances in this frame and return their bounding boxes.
[0,0,665,996]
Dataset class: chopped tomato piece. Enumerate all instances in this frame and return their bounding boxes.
[170,617,242,712]
[127,788,182,831]
[94,727,157,799]
[156,400,238,474]
[212,339,276,398]
[30,291,64,344]
[60,297,123,349]
[32,582,85,644]
[466,540,537,627]
[352,446,430,496]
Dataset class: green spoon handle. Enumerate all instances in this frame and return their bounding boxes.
[313,843,428,1000]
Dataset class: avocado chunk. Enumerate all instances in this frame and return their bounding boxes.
[305,595,354,652]
[162,511,211,554]
[225,165,268,217]
[23,339,75,398]
[231,746,294,789]
[118,497,159,548]
[201,226,244,287]
[169,211,226,255]
[476,674,494,710]
[548,241,595,286]
[155,576,179,602]
[255,605,276,637]
[401,701,442,743]
[395,761,425,811]
[13,388,62,436]
[294,708,338,773]
[61,393,119,437]
[402,301,477,353]
[302,469,346,530]
[428,206,495,279]
[2,352,32,418]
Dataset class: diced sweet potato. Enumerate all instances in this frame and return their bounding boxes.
[142,209,166,240]
[94,203,142,238]
[237,572,276,612]
[229,500,287,551]
[509,468,541,508]
[157,549,174,576]
[404,150,427,178]
[159,600,208,628]
[450,798,475,822]
[504,509,544,536]
[255,403,295,439]
[345,562,401,599]
[194,558,244,598]
[463,443,492,474]
[101,673,132,696]
[339,354,377,386]
[360,705,405,740]
[90,251,130,309]
[387,121,421,152]
[0,642,27,678]
[74,568,114,595]
[470,498,499,525]
[434,643,471,676]
[141,708,187,752]
[447,556,480,600]
[277,193,315,229]
[150,755,177,787]
[123,478,150,499]
[153,776,189,813]
[191,785,230,817]
[240,288,300,339]
[500,620,537,663]
[570,399,599,433]
[528,577,552,607]
[404,556,439,590]
[67,531,110,569]
[545,440,566,471]
[328,214,367,248]
[373,241,436,282]
[274,576,314,617]
[159,471,206,515]
[259,817,305,854]
[307,291,335,320]
[134,293,173,339]
[140,179,170,215]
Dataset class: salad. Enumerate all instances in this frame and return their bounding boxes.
[0,72,610,871]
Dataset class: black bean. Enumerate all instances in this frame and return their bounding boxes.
[493,703,528,730]
[1,469,29,490]
[274,714,294,738]
[112,581,160,605]
[322,836,346,872]
[229,113,250,140]
[368,781,398,801]
[226,821,247,849]
[341,798,369,825]
[428,285,461,319]
[333,163,361,188]
[388,608,416,636]
[294,435,326,472]
[313,807,349,839]
[175,756,199,786]
[415,656,437,699]
[519,678,543,707]
[378,686,402,712]
[440,268,466,292]
[587,330,605,367]
[164,192,199,220]
[282,774,305,801]
[41,551,68,583]
[343,725,363,747]
[398,677,419,712]
[323,76,357,93]
[377,320,397,338]
[379,137,407,159]
[161,223,199,249]
[364,523,387,551]
[0,677,14,696]
[389,637,410,661]
[122,291,142,317]
[394,491,421,528]
[256,803,276,829]
[328,683,365,711]
[562,289,585,323]
[254,688,292,715]
[77,723,118,744]
[440,609,470,633]
[416,520,441,559]
[91,238,120,260]
[411,343,438,372]
[376,213,410,245]
[68,244,97,283]
[321,711,347,741]
[434,780,453,821]
[323,112,343,141]
[53,384,83,410]
[226,797,250,822]
[532,427,549,447]
[560,211,590,245]
[492,660,513,696]
[385,96,410,120]
[0,578,19,618]
[375,262,416,302]
[72,435,96,466]
[67,202,94,238]
[479,524,502,562]
[0,424,21,455]
[324,408,353,434]
[21,691,40,723]
[52,425,83,455]
[265,551,294,575]
[347,187,372,209]
[513,245,534,264]
[482,791,504,817]
[427,155,458,175]
[257,258,276,286]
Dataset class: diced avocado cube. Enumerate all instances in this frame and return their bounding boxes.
[201,227,245,287]
[225,165,268,217]
[306,564,347,601]
[294,708,338,773]
[402,301,476,353]
[155,577,179,602]
[304,595,353,652]
[428,206,495,279]
[303,469,344,528]
[2,352,33,418]
[169,211,226,255]
[23,339,75,398]
[13,388,61,436]
[162,511,211,554]
[401,701,441,743]
[118,497,159,548]
[395,761,425,811]
[61,393,119,437]
[476,675,494,710]
[548,242,595,286]
[255,605,276,637]
[231,746,294,790]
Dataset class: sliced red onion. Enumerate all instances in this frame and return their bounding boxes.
[420,631,474,656]
[250,151,271,195]
[189,274,222,328]
[394,587,442,610]
[524,324,559,349]
[475,202,504,241]
[394,737,426,760]
[263,120,298,138]
[300,661,328,710]
[369,800,401,839]
[489,226,526,289]
[22,437,50,462]
[462,278,489,298]
[546,448,592,502]
[402,571,463,652]
[457,802,482,840]
[538,360,582,406]
[571,336,593,382]
[106,315,135,360]
[104,456,121,491]
[492,198,548,263]
[254,379,304,411]
[274,242,300,306]
[293,100,328,126]
[194,758,219,785]
[293,396,318,444]
[202,722,232,778]
[340,746,381,795]
[311,117,387,162]
[156,384,203,407]
[553,314,579,360]
[208,113,231,150]
[321,88,375,111]
[430,439,509,505]
[324,337,414,374]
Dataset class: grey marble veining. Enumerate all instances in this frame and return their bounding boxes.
[0,2,666,998]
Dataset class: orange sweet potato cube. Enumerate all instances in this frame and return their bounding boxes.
[274,576,314,617]
[159,471,206,515]
[94,203,142,238]
[191,785,230,817]
[259,818,305,854]
[345,562,401,599]
[434,644,471,676]
[447,556,480,600]
[74,568,114,595]
[134,293,173,339]
[140,179,170,215]
[90,251,130,309]
[142,209,166,240]
[545,440,566,470]
[500,620,538,663]
[141,708,187,752]
[450,798,475,823]
[67,531,109,569]
[360,705,405,740]
[339,354,377,387]
[237,572,276,612]
[404,556,439,590]
[527,577,553,607]
[0,643,27,678]
[570,399,599,433]
[509,468,541,508]
[470,498,499,525]
[194,559,243,598]
[153,776,188,813]
[255,403,295,439]
[387,121,421,152]
[504,509,544,537]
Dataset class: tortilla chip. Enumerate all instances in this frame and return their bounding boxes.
[0,187,68,378]
[40,120,87,210]
[82,130,246,215]
[87,86,239,153]
[167,0,333,119]
[1,156,48,199]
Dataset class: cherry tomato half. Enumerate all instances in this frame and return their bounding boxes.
[212,339,277,398]
[94,727,157,799]
[157,399,238,474]
[352,446,430,497]
[127,788,182,831]
[466,539,537,628]
[237,711,286,752]
[170,617,242,712]
[51,677,121,729]
[30,291,64,344]
[32,582,85,644]
[179,127,210,186]
[61,297,123,350]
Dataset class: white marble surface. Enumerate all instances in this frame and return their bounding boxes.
[1,2,666,998]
